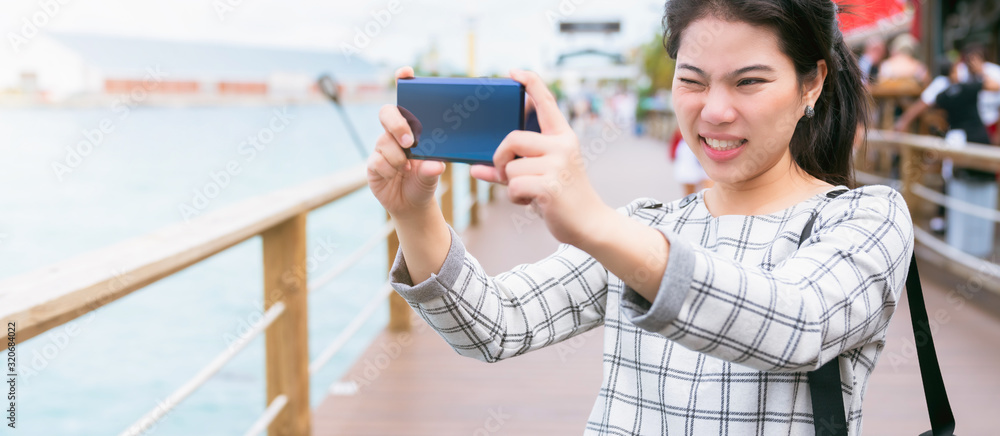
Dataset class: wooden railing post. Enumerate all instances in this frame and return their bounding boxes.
[386,211,411,332]
[469,170,479,226]
[441,162,454,225]
[900,144,925,220]
[262,214,311,436]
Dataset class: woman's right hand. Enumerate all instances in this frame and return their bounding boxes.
[368,66,447,219]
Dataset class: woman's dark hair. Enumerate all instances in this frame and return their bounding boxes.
[663,0,868,188]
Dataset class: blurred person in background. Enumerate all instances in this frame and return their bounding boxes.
[896,43,1000,144]
[668,129,712,195]
[858,36,886,85]
[877,34,928,86]
[930,57,1000,257]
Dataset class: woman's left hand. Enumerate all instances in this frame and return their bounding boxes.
[470,69,613,247]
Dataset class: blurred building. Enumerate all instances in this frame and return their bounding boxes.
[0,33,386,105]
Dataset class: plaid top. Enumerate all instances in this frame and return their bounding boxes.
[389,184,913,435]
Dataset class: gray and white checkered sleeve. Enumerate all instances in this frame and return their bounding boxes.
[624,187,914,372]
[389,224,609,363]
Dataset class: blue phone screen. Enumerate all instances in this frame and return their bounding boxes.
[396,77,525,165]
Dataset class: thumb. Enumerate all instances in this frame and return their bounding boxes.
[415,160,446,185]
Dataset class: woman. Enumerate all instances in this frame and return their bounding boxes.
[367,0,913,434]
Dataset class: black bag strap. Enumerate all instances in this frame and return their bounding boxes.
[801,189,955,436]
[800,189,850,436]
[904,253,956,436]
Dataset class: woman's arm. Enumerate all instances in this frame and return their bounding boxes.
[620,186,914,373]
[576,208,671,301]
[393,199,452,284]
[389,223,610,363]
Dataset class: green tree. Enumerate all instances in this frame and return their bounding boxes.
[640,32,675,91]
[636,32,676,120]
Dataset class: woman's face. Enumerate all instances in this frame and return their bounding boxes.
[672,16,823,187]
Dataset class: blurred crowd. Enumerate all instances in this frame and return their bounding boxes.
[860,33,999,258]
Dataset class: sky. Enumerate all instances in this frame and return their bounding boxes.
[1,0,668,76]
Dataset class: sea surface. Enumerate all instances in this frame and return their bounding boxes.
[0,103,476,435]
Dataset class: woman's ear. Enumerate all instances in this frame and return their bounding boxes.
[803,59,828,108]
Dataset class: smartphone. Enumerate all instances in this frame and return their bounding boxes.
[396,77,525,166]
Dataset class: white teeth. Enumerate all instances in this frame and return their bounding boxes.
[703,137,745,151]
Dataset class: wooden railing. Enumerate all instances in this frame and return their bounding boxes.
[0,162,488,436]
[869,79,925,130]
[862,130,1000,295]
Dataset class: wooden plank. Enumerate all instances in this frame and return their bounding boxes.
[0,164,366,341]
[263,214,311,436]
[868,130,1000,173]
[314,318,604,435]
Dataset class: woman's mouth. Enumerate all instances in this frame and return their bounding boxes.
[700,136,747,161]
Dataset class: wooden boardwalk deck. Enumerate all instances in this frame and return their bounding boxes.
[313,129,1000,435]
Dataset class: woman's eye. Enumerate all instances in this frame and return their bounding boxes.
[737,78,764,86]
[679,78,703,86]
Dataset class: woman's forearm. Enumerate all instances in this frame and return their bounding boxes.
[394,204,452,284]
[577,208,670,302]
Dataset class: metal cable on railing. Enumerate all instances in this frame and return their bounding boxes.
[912,183,1000,223]
[242,394,288,436]
[119,302,286,436]
[310,179,448,294]
[309,221,396,293]
[309,282,395,375]
[914,226,1000,281]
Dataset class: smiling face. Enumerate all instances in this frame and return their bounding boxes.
[672,16,823,188]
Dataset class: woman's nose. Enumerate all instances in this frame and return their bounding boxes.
[700,88,737,125]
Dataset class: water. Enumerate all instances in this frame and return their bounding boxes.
[0,103,475,435]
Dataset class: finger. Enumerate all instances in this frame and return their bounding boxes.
[395,66,415,80]
[378,104,415,148]
[503,156,551,180]
[493,130,548,183]
[507,175,547,206]
[470,164,503,184]
[509,69,570,134]
[375,133,408,170]
[367,149,398,181]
